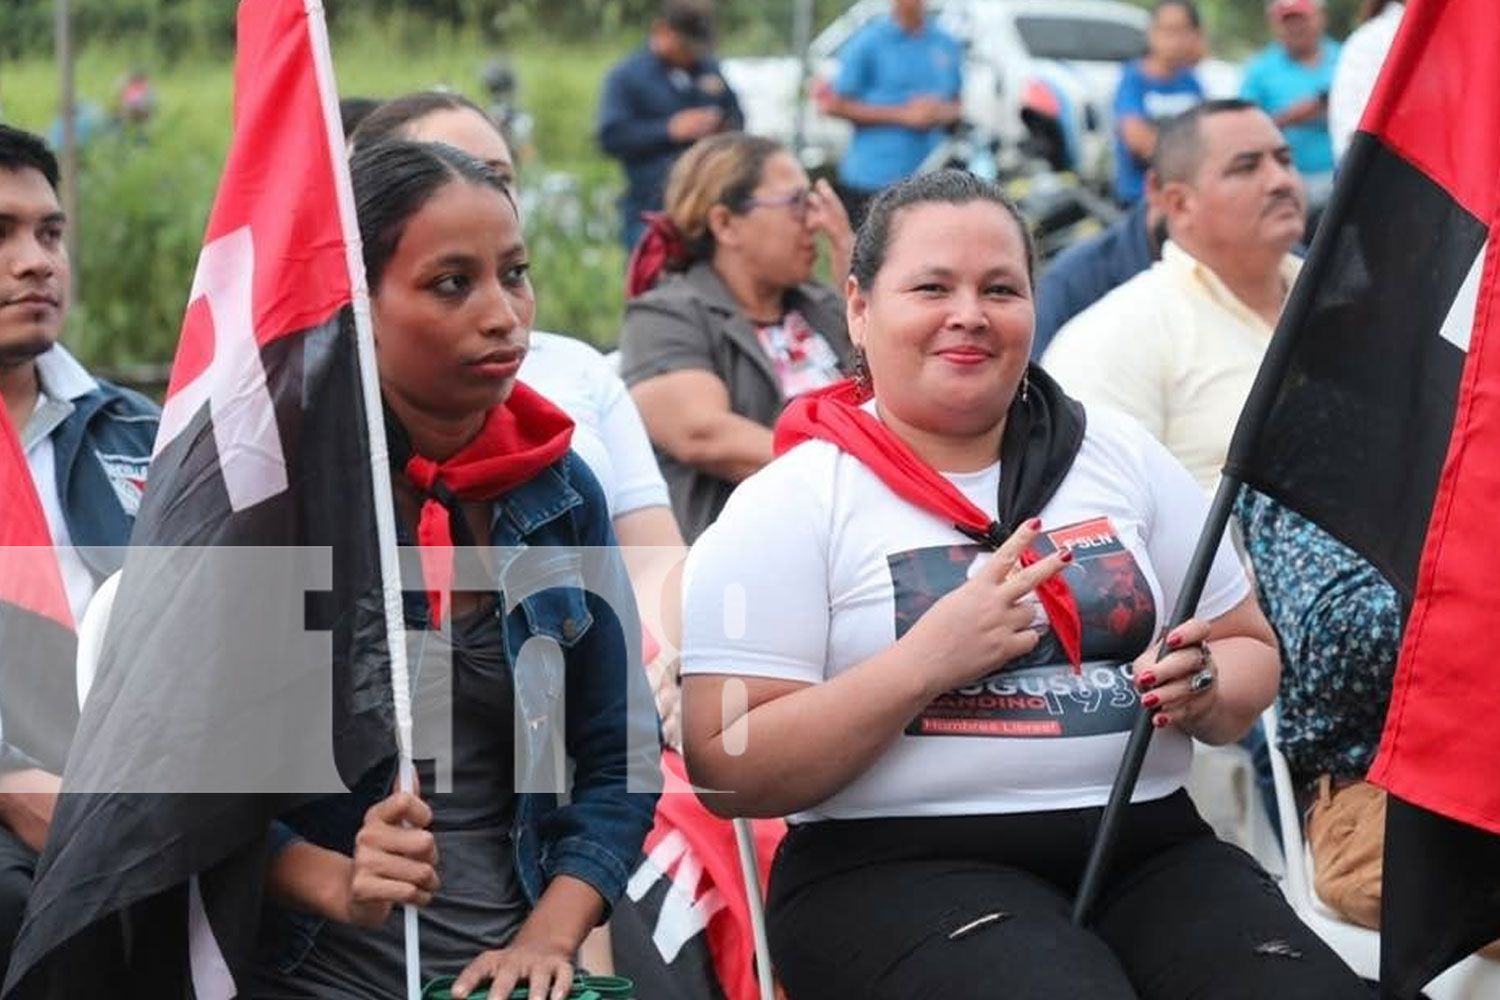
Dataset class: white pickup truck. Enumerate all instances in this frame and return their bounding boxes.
[722,0,1240,191]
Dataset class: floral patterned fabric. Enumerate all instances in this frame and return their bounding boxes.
[1235,488,1400,781]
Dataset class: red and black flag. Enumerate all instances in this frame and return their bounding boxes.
[0,406,78,776]
[4,0,397,995]
[1223,0,1500,993]
[610,752,784,1000]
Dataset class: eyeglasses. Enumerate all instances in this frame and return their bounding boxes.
[742,188,812,222]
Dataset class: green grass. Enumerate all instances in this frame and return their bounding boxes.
[0,26,636,378]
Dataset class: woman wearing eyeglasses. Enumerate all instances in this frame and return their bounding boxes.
[620,132,856,542]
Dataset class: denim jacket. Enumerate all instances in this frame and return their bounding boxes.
[261,451,661,973]
[1,347,158,773]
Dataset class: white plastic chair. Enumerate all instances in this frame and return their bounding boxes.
[1263,704,1500,997]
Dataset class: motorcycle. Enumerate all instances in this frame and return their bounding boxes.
[916,73,1122,264]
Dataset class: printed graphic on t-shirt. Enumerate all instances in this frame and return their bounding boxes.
[1142,90,1202,124]
[889,517,1157,738]
[753,309,844,400]
[95,452,148,517]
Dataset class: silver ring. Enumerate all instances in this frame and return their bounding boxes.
[1189,665,1216,693]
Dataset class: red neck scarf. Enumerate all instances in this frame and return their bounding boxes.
[401,381,574,627]
[775,378,1083,671]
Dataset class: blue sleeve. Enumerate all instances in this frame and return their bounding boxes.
[1031,270,1071,360]
[1239,58,1267,106]
[1114,63,1146,120]
[269,819,303,857]
[833,31,873,98]
[1031,252,1093,360]
[1318,41,1342,90]
[943,36,963,99]
[596,64,677,159]
[537,459,660,912]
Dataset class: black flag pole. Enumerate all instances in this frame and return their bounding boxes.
[1070,126,1377,927]
[1071,472,1242,924]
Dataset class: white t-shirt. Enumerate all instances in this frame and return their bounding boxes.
[1328,3,1405,161]
[682,404,1249,823]
[521,331,669,519]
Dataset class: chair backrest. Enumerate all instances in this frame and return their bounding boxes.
[1261,704,1313,909]
[1261,704,1500,996]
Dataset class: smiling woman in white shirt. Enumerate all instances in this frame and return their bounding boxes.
[679,169,1368,1000]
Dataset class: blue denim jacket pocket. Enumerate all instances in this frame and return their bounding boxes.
[504,545,595,649]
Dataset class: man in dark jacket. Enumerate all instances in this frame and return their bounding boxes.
[0,124,158,977]
[596,0,743,250]
[1032,197,1165,359]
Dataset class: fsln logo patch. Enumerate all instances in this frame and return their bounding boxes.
[96,452,148,516]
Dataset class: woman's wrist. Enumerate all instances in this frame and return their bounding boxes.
[513,874,608,955]
[268,839,358,922]
[1174,637,1276,745]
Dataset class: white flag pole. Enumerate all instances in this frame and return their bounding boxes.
[303,3,421,998]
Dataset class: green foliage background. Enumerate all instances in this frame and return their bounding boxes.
[0,0,1369,380]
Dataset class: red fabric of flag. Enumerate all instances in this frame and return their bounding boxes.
[164,0,349,405]
[0,404,72,630]
[1365,0,1500,839]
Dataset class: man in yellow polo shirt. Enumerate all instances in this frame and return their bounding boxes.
[1042,99,1305,494]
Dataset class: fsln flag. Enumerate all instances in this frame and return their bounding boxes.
[610,753,784,1000]
[4,0,396,995]
[1223,0,1500,993]
[0,404,78,775]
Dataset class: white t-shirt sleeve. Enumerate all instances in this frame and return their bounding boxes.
[681,450,831,684]
[1127,417,1249,622]
[596,366,671,516]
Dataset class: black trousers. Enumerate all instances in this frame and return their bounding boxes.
[767,791,1370,1000]
[0,825,37,983]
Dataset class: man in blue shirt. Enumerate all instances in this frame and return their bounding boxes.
[1240,0,1340,197]
[822,0,963,225]
[1112,0,1206,205]
[597,0,743,250]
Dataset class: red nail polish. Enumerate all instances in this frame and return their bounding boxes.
[1059,547,1074,563]
[1137,671,1157,689]
[1153,713,1171,728]
[1142,692,1160,708]
[1166,633,1182,649]
[1028,517,1042,531]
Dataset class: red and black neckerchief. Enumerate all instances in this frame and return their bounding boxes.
[774,367,1087,671]
[386,381,574,628]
